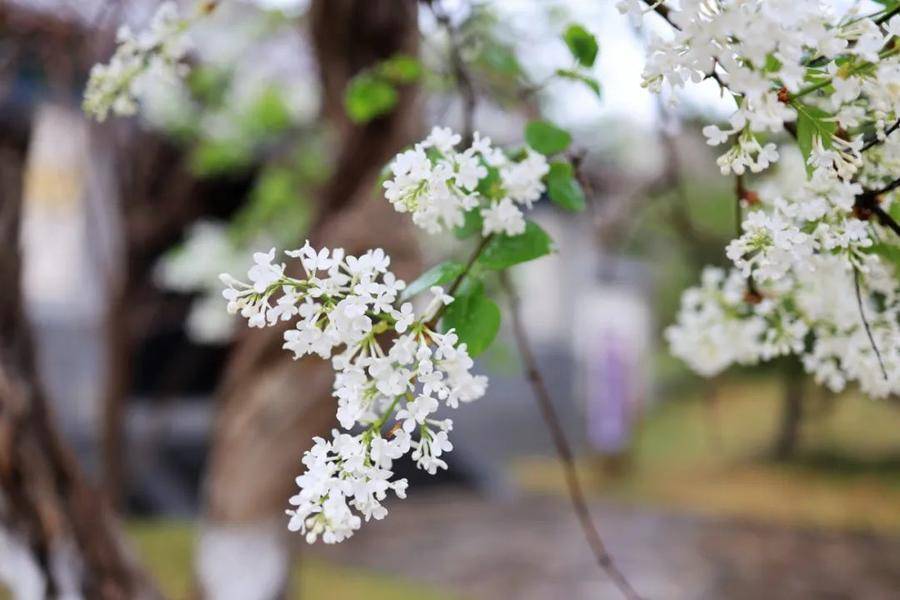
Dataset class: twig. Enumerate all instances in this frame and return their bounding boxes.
[853,267,889,381]
[860,119,900,153]
[734,174,745,239]
[872,205,900,236]
[426,234,493,330]
[500,272,643,600]
[428,0,477,143]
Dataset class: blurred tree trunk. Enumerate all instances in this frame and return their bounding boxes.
[99,132,257,509]
[772,361,805,461]
[197,1,421,598]
[0,137,156,599]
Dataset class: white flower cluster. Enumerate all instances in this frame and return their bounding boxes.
[668,255,900,398]
[725,166,874,283]
[155,220,249,344]
[220,242,487,543]
[384,127,549,236]
[84,2,191,121]
[625,0,900,177]
[626,2,900,396]
[670,154,899,395]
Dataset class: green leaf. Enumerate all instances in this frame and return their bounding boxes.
[477,43,522,77]
[441,279,500,357]
[379,54,423,84]
[454,208,484,239]
[478,220,554,269]
[189,140,252,176]
[555,69,601,98]
[546,162,586,212]
[794,101,837,176]
[344,74,398,123]
[475,164,504,200]
[869,241,900,273]
[525,120,572,155]
[246,86,292,136]
[400,261,464,302]
[563,24,599,68]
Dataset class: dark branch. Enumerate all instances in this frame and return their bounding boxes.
[500,272,643,600]
[427,0,477,143]
[860,119,900,153]
[853,267,888,381]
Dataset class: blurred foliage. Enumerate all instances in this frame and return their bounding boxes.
[562,24,598,68]
[344,54,423,123]
[546,161,586,211]
[524,120,572,155]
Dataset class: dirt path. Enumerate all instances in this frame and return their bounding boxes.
[311,490,900,599]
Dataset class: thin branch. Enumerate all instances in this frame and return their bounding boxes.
[873,177,900,197]
[860,119,900,153]
[872,205,900,236]
[426,234,493,330]
[853,267,888,381]
[643,0,679,30]
[855,178,900,236]
[428,0,477,143]
[499,272,643,600]
[734,174,745,239]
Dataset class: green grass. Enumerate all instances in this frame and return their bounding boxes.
[131,521,455,600]
[514,377,900,533]
[0,522,456,600]
[0,520,456,600]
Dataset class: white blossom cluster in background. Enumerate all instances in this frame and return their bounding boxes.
[155,221,249,343]
[667,254,900,398]
[384,126,549,236]
[625,1,900,397]
[84,2,195,121]
[622,0,900,177]
[220,238,487,543]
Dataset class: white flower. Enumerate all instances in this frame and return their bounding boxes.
[83,2,190,121]
[383,128,549,235]
[222,243,489,543]
[481,197,526,236]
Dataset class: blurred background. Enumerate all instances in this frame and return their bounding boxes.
[0,0,898,598]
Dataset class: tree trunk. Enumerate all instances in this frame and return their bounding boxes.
[196,1,422,598]
[772,361,805,461]
[0,138,156,599]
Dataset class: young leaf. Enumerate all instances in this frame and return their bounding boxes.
[546,161,586,212]
[441,279,500,357]
[379,54,423,84]
[344,74,397,123]
[478,220,554,269]
[555,69,602,98]
[794,101,836,176]
[400,261,464,302]
[525,120,572,155]
[563,24,599,68]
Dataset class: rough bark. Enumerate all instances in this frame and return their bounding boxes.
[0,135,155,599]
[200,0,421,571]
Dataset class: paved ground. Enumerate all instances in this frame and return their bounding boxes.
[311,490,900,600]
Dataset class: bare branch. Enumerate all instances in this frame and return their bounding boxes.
[500,272,643,600]
[853,267,888,381]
